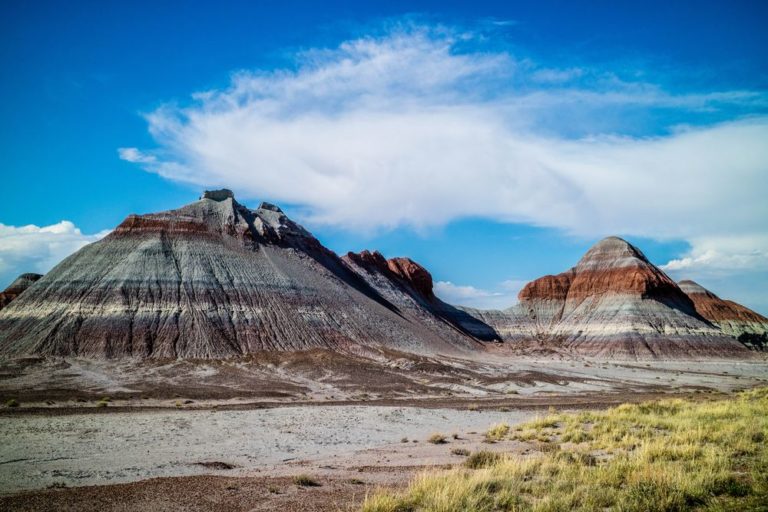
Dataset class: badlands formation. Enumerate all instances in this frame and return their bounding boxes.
[679,279,768,349]
[0,190,488,359]
[464,237,752,358]
[0,191,764,360]
[1,190,767,510]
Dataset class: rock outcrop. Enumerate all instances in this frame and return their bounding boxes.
[342,250,500,342]
[0,273,43,311]
[0,191,486,358]
[679,280,768,350]
[464,237,748,359]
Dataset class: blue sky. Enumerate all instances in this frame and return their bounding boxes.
[1,1,767,312]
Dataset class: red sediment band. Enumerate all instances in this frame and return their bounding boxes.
[687,292,768,323]
[520,267,686,302]
[112,215,216,236]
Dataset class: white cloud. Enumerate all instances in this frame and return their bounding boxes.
[435,279,526,309]
[662,234,768,279]
[119,25,768,302]
[0,222,109,289]
[118,147,156,164]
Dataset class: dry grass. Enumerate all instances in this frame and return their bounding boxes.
[428,433,448,445]
[293,474,321,487]
[485,422,511,442]
[362,387,768,511]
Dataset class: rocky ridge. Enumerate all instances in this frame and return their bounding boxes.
[342,250,500,342]
[0,191,488,358]
[679,280,768,350]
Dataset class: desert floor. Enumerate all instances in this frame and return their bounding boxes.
[1,354,767,511]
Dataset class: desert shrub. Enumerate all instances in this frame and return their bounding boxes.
[451,448,470,456]
[4,398,19,408]
[294,474,320,487]
[427,433,447,444]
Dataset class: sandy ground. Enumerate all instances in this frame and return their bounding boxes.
[1,353,767,510]
[0,405,531,494]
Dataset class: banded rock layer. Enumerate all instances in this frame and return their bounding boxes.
[679,280,768,350]
[464,237,748,358]
[0,190,488,358]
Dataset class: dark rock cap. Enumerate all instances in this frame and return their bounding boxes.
[258,201,284,213]
[200,189,235,201]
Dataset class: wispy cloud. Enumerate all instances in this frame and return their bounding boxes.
[0,222,109,288]
[117,147,156,164]
[119,24,768,300]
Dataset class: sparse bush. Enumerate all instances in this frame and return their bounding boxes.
[464,450,501,469]
[96,400,108,408]
[4,398,19,408]
[428,433,447,444]
[451,433,460,440]
[294,474,320,487]
[451,448,470,456]
[400,437,409,443]
[349,478,365,485]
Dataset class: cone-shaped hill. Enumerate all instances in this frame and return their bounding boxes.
[0,190,491,358]
[463,237,749,358]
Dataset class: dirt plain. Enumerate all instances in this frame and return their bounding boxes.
[1,349,767,511]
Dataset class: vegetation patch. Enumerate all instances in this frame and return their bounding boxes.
[464,450,502,469]
[427,433,447,444]
[485,422,510,442]
[294,474,321,487]
[363,387,768,511]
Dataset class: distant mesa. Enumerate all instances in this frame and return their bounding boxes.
[0,273,43,311]
[0,190,760,360]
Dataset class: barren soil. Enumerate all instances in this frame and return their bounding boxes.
[1,352,767,511]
